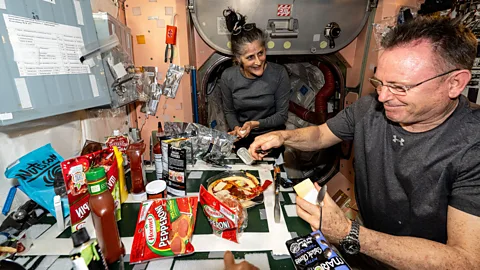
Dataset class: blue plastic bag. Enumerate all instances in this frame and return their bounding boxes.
[4,144,69,218]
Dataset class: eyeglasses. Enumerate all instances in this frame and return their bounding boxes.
[233,23,256,36]
[369,69,460,96]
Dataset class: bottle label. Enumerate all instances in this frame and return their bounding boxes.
[105,135,129,152]
[71,239,108,270]
[154,153,163,179]
[87,178,108,196]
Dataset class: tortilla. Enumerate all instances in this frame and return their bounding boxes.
[207,172,261,208]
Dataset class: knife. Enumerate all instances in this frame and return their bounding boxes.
[274,165,281,223]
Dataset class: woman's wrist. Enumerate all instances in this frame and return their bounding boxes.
[248,121,260,129]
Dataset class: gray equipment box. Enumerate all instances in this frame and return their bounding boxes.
[0,0,111,126]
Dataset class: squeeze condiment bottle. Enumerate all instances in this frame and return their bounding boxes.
[126,141,147,200]
[70,227,108,270]
[153,122,164,180]
[113,146,128,203]
[85,167,125,265]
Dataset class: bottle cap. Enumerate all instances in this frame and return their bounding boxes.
[131,192,147,201]
[113,130,120,136]
[71,227,90,247]
[146,180,167,195]
[85,167,106,182]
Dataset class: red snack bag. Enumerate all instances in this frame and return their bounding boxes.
[199,186,248,243]
[130,196,198,264]
[61,148,121,232]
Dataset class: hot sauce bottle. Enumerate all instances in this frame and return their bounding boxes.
[85,167,125,265]
[126,141,147,200]
[153,122,164,180]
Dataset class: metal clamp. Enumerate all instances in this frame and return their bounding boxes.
[267,18,299,38]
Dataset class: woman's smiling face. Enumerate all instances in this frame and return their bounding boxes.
[237,40,266,78]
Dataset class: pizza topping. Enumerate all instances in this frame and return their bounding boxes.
[130,197,198,264]
[214,181,227,191]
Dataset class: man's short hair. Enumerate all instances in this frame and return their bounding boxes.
[381,16,478,71]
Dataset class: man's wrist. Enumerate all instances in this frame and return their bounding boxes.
[340,219,361,255]
[343,219,353,240]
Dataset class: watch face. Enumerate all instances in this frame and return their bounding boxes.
[342,238,360,255]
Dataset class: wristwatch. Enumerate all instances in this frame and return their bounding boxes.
[340,220,361,255]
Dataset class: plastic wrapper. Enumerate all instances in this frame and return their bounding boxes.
[286,230,351,270]
[104,43,138,108]
[163,64,185,99]
[133,67,148,102]
[61,148,121,232]
[397,6,419,25]
[162,122,236,165]
[167,144,187,197]
[372,16,396,51]
[199,186,247,243]
[130,197,198,264]
[186,123,237,164]
[141,66,163,115]
[4,144,69,218]
[284,63,325,129]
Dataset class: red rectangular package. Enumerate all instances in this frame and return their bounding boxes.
[199,186,247,243]
[61,148,120,232]
[130,196,198,264]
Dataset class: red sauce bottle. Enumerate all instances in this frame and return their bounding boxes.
[126,141,147,196]
[86,167,125,264]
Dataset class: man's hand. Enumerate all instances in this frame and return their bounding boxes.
[296,183,352,244]
[223,251,259,270]
[248,131,285,160]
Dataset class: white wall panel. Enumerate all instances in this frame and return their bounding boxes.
[0,108,129,224]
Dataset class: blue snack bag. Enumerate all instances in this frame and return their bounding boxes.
[4,144,69,218]
[286,230,351,270]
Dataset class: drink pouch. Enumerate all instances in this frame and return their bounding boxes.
[285,230,351,270]
[4,144,69,218]
[61,148,121,232]
[130,196,198,264]
[199,185,248,243]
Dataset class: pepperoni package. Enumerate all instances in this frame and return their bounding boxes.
[61,148,121,232]
[199,185,248,243]
[130,196,198,264]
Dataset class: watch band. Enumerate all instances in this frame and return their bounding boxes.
[340,220,361,255]
[349,220,360,238]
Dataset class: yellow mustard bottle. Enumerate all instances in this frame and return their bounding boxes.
[113,146,128,203]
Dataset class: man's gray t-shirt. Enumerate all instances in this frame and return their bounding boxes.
[327,94,480,243]
[219,62,290,135]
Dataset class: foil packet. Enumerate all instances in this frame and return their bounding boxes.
[286,230,351,270]
[164,122,236,164]
[163,64,185,99]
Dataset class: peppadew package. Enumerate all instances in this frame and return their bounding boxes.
[61,148,121,232]
[130,196,198,264]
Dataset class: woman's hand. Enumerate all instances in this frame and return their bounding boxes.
[239,121,259,139]
[238,122,252,138]
[228,126,242,137]
[224,251,259,270]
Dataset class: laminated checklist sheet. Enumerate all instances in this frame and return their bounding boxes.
[3,14,90,77]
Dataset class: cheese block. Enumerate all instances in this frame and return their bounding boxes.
[293,178,319,205]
